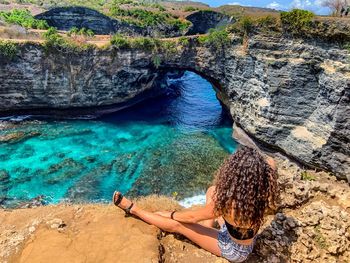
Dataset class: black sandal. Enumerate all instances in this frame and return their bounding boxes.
[113,191,134,216]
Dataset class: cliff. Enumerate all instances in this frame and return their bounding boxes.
[34,6,185,37]
[1,158,349,263]
[0,33,349,180]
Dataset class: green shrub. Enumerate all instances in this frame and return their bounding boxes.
[280,9,314,33]
[301,171,316,181]
[256,15,279,31]
[199,28,230,49]
[109,4,190,31]
[160,40,176,54]
[112,0,133,4]
[169,19,191,32]
[0,9,49,29]
[198,34,208,44]
[110,34,130,49]
[152,55,161,68]
[110,7,171,27]
[151,3,166,12]
[240,16,254,34]
[43,27,66,48]
[131,37,158,50]
[67,26,79,36]
[346,43,350,52]
[68,27,95,37]
[0,40,18,60]
[43,27,91,52]
[178,36,189,46]
[184,6,198,12]
[227,16,254,35]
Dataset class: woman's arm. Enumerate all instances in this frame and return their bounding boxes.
[156,201,217,224]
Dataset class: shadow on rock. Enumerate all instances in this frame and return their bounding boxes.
[248,213,299,263]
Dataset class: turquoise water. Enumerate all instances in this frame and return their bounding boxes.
[0,71,237,207]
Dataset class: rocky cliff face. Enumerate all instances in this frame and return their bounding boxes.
[35,7,186,37]
[185,10,234,35]
[35,7,118,35]
[0,35,349,179]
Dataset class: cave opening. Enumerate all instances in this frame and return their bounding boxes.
[0,70,238,208]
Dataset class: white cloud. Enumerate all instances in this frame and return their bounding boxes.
[228,2,252,6]
[266,1,282,9]
[290,0,312,9]
[288,0,330,14]
[314,0,324,6]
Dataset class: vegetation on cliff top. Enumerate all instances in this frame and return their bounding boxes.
[109,2,191,31]
[42,27,93,52]
[67,27,95,37]
[198,28,230,49]
[0,40,18,60]
[225,9,349,43]
[280,9,314,33]
[0,9,49,29]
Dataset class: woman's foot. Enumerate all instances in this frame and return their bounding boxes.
[113,191,134,215]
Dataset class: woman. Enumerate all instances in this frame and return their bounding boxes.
[113,146,278,262]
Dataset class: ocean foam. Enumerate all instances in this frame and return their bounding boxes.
[179,194,206,208]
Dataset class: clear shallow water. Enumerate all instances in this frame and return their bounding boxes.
[0,71,237,207]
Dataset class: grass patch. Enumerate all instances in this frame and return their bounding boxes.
[110,34,130,49]
[0,9,49,29]
[178,36,190,46]
[301,171,316,181]
[109,35,178,68]
[110,35,177,53]
[67,27,95,37]
[109,4,190,32]
[313,225,328,249]
[256,15,280,31]
[0,40,18,60]
[110,7,171,27]
[184,6,198,12]
[43,27,93,52]
[228,15,279,35]
[131,36,159,50]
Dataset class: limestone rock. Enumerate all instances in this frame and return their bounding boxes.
[0,34,349,179]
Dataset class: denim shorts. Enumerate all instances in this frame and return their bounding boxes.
[217,224,255,262]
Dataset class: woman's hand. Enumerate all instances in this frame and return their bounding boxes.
[154,211,172,218]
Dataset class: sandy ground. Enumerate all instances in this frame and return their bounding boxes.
[1,205,160,263]
[0,196,225,263]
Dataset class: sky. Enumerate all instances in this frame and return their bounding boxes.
[199,0,331,15]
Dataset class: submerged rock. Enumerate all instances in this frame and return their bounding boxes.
[128,133,229,198]
[0,170,9,182]
[0,131,41,144]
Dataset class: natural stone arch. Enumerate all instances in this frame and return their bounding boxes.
[0,35,349,179]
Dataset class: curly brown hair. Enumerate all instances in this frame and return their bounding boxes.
[214,146,278,230]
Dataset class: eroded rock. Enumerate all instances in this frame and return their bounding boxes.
[0,35,348,178]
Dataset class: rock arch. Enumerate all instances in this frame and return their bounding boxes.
[0,35,349,179]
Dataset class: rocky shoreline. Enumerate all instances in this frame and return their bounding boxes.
[1,157,349,263]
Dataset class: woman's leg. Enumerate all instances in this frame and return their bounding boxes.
[114,193,221,256]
